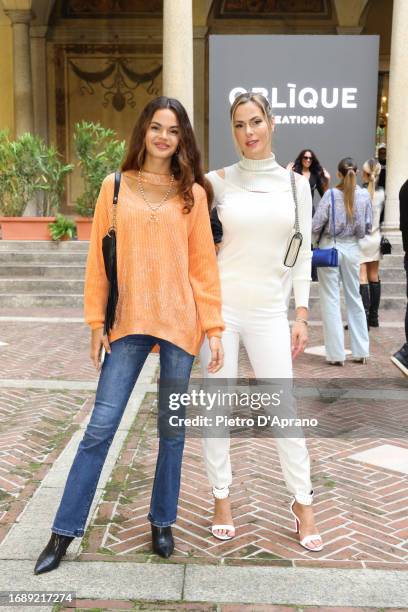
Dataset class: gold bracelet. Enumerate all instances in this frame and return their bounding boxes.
[295,317,308,326]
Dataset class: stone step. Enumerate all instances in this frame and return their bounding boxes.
[298,296,405,310]
[0,293,405,309]
[0,240,89,252]
[310,281,407,297]
[0,264,86,278]
[379,253,406,266]
[0,294,84,307]
[0,276,404,297]
[0,252,87,264]
[0,278,84,294]
[378,267,407,281]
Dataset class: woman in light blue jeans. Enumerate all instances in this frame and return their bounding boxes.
[312,157,372,365]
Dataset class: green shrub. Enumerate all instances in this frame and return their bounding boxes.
[0,130,73,217]
[0,131,43,216]
[74,121,126,217]
[37,145,74,216]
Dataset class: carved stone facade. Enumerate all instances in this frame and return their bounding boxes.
[215,0,331,19]
[51,42,162,209]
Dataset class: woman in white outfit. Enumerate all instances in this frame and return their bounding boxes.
[200,92,323,552]
[312,157,372,366]
[359,159,385,328]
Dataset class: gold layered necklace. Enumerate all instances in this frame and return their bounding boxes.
[137,169,175,222]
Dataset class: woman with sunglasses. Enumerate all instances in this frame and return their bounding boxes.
[288,149,329,206]
[34,96,225,574]
[201,92,323,553]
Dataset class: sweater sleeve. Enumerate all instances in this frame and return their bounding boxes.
[188,185,225,339]
[83,175,112,330]
[291,175,312,309]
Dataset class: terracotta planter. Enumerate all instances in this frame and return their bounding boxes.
[75,217,93,241]
[0,217,56,240]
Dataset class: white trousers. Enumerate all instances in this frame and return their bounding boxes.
[199,304,313,505]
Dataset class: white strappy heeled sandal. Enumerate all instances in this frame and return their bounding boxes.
[211,486,235,541]
[290,499,323,552]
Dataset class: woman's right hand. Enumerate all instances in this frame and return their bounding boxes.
[90,327,111,371]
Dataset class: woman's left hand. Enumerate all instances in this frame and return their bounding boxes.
[291,321,308,360]
[208,336,224,373]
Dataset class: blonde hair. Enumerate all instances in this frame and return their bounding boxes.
[337,157,357,222]
[230,92,274,155]
[362,158,381,200]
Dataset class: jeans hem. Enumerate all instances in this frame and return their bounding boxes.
[147,513,176,527]
[52,527,82,537]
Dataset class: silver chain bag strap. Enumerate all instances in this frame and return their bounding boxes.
[283,170,303,267]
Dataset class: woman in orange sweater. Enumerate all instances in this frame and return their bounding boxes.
[34,97,225,574]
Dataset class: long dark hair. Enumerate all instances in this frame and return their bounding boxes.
[293,149,328,187]
[337,156,357,221]
[121,96,213,213]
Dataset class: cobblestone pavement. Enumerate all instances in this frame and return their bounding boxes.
[1,307,407,610]
[73,323,408,571]
[57,603,407,611]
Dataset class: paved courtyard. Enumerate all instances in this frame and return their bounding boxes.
[0,304,407,610]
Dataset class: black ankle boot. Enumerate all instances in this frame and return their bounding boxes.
[368,280,381,327]
[151,524,174,558]
[34,533,74,575]
[359,283,370,330]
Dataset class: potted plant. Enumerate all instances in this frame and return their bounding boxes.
[74,121,125,240]
[0,131,74,240]
[37,143,74,218]
[48,214,77,241]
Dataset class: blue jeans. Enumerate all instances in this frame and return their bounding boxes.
[317,237,370,362]
[52,334,194,536]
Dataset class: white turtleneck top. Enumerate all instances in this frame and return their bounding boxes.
[206,154,312,313]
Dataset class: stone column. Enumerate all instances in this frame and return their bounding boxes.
[5,9,34,136]
[30,25,49,143]
[383,0,408,235]
[163,0,194,124]
[194,26,208,165]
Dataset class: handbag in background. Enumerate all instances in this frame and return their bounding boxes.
[380,235,392,255]
[312,189,339,267]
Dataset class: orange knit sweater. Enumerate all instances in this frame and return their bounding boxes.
[83,170,225,356]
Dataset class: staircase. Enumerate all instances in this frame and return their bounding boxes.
[0,240,87,308]
[0,240,406,309]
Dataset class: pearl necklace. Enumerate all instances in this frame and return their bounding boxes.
[137,169,175,222]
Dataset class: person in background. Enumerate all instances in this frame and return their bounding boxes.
[312,157,372,366]
[391,179,408,376]
[287,149,330,208]
[359,159,385,328]
[287,149,330,282]
[377,144,387,191]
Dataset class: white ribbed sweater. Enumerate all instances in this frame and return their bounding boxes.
[206,154,312,311]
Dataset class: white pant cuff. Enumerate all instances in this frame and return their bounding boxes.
[212,485,230,499]
[294,490,314,505]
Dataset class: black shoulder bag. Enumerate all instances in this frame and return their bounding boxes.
[102,171,121,335]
